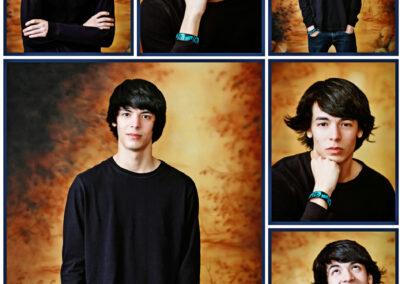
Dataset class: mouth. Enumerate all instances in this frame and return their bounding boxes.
[326,147,343,154]
[127,133,142,139]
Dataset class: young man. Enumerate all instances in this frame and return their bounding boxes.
[272,78,395,222]
[21,0,115,52]
[61,79,200,283]
[299,0,361,53]
[313,240,384,284]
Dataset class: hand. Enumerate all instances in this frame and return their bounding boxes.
[23,19,48,38]
[345,25,355,34]
[310,155,340,197]
[307,25,319,37]
[83,11,114,30]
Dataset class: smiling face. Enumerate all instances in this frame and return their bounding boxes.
[327,261,373,284]
[112,106,155,153]
[306,102,363,165]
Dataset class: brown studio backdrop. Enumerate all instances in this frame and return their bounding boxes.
[271,62,396,189]
[271,231,396,284]
[6,0,131,53]
[271,0,396,53]
[6,62,262,283]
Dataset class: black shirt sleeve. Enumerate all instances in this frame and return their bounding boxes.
[61,177,86,284]
[347,0,361,27]
[176,181,200,284]
[21,0,115,49]
[272,166,328,221]
[298,0,315,28]
[140,0,199,52]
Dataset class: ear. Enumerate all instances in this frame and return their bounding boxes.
[112,122,117,127]
[357,129,363,138]
[367,274,373,284]
[306,129,313,139]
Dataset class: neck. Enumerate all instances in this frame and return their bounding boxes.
[337,155,361,183]
[114,145,160,173]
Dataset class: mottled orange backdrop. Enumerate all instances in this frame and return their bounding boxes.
[271,231,396,284]
[6,0,131,53]
[6,62,262,283]
[271,61,396,189]
[271,0,396,53]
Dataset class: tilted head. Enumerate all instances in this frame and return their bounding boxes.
[313,240,383,284]
[106,79,166,143]
[285,78,375,151]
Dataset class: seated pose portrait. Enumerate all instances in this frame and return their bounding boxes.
[272,78,395,222]
[140,0,261,53]
[21,0,115,52]
[313,240,384,284]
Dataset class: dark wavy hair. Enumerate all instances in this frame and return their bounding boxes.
[284,78,375,151]
[106,79,166,143]
[313,240,384,284]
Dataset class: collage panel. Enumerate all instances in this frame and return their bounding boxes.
[269,60,397,224]
[270,0,397,54]
[138,0,264,55]
[5,60,264,283]
[5,0,132,54]
[269,229,397,284]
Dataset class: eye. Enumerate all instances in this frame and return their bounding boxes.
[331,268,340,275]
[341,122,353,127]
[142,114,152,119]
[352,265,361,271]
[317,122,328,127]
[121,112,130,117]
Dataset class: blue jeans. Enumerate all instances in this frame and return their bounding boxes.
[308,31,357,53]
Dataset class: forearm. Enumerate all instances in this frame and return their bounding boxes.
[47,21,115,47]
[300,202,328,221]
[298,0,315,28]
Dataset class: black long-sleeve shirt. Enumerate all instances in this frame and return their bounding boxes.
[21,0,115,52]
[272,152,395,222]
[140,0,262,53]
[61,158,200,283]
[298,0,361,31]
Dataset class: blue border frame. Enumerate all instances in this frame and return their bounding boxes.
[3,0,134,56]
[267,0,399,56]
[136,0,265,56]
[4,62,8,284]
[268,59,399,225]
[3,59,265,283]
[268,228,399,284]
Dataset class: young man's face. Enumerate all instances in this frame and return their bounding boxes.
[112,106,155,153]
[306,102,363,165]
[326,261,373,284]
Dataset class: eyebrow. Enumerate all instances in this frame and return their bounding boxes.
[327,264,340,272]
[121,108,152,114]
[315,116,355,122]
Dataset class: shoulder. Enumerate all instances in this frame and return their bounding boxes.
[272,152,310,172]
[357,161,394,191]
[159,161,196,188]
[74,157,114,185]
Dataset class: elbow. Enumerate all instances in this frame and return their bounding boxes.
[99,28,115,47]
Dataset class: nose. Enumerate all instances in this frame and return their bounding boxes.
[341,268,355,282]
[329,124,341,141]
[130,114,141,128]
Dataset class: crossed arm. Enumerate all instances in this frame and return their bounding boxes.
[21,0,116,49]
[23,12,114,38]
